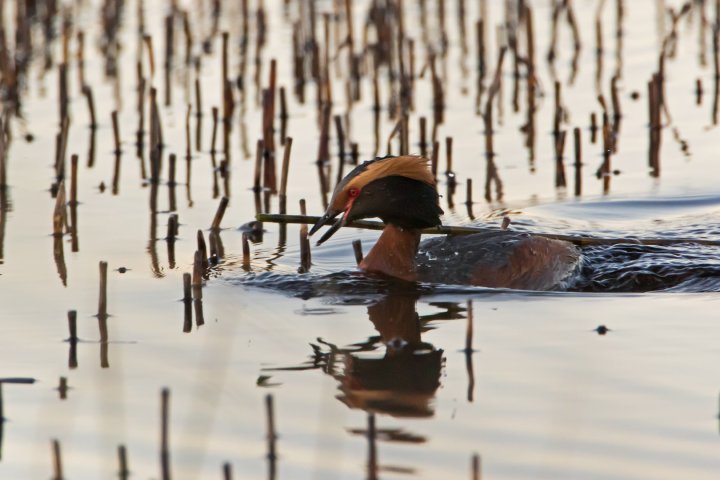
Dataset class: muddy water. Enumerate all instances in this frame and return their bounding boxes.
[1,0,720,479]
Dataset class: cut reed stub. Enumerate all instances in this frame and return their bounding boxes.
[51,439,63,480]
[160,388,171,480]
[111,110,121,153]
[67,310,78,343]
[118,445,130,480]
[352,239,364,265]
[211,196,229,231]
[192,250,203,288]
[242,233,251,270]
[97,261,108,319]
[182,272,192,303]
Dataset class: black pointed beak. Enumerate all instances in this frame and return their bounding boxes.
[308,208,346,245]
[308,210,339,237]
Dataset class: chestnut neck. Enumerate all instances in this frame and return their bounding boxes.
[359,224,421,282]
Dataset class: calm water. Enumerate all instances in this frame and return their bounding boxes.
[1,0,720,478]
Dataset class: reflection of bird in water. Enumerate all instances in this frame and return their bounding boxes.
[309,155,580,290]
[337,294,443,418]
[266,293,448,418]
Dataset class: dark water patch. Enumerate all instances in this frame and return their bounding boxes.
[569,243,720,292]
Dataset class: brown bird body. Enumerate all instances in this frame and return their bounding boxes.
[310,155,580,291]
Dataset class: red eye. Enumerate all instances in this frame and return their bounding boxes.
[348,187,360,198]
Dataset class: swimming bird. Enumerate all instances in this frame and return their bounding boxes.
[309,155,580,290]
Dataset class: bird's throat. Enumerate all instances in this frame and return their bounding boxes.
[359,224,421,282]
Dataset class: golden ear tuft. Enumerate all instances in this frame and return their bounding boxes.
[361,155,435,187]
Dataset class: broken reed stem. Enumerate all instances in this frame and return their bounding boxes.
[265,394,277,462]
[197,230,209,270]
[465,178,473,205]
[573,127,582,196]
[445,136,455,184]
[223,463,233,480]
[192,250,203,287]
[82,86,97,128]
[118,445,130,480]
[257,213,720,247]
[352,239,364,265]
[242,233,251,269]
[182,272,191,302]
[167,213,178,241]
[67,310,78,342]
[472,453,481,480]
[299,199,311,272]
[160,388,171,480]
[254,139,264,192]
[168,153,177,186]
[483,47,507,158]
[555,130,567,188]
[334,115,347,186]
[51,439,63,480]
[211,107,219,154]
[465,301,473,353]
[211,196,229,230]
[69,154,78,206]
[111,111,121,153]
[279,137,293,214]
[97,261,108,318]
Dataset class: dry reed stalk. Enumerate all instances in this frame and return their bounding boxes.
[483,47,507,160]
[471,453,481,480]
[352,239,364,265]
[431,141,439,180]
[53,181,67,237]
[164,15,174,106]
[265,394,277,479]
[419,117,427,158]
[58,377,68,400]
[0,118,5,189]
[210,107,219,154]
[67,310,78,343]
[144,35,155,77]
[111,111,121,153]
[167,214,178,241]
[82,86,97,128]
[118,445,129,480]
[590,112,598,143]
[253,139,264,192]
[279,86,288,144]
[69,154,78,206]
[192,250,203,288]
[367,413,377,479]
[51,439,63,480]
[168,153,177,187]
[181,273,192,304]
[350,142,359,165]
[185,105,191,160]
[334,115,347,186]
[555,130,567,188]
[77,30,85,89]
[445,136,455,186]
[257,213,720,247]
[648,74,662,176]
[278,137,293,215]
[465,178,473,206]
[573,127,582,196]
[299,199,311,272]
[160,388,171,480]
[223,463,233,480]
[58,63,68,123]
[97,261,108,318]
[211,196,229,230]
[196,230,209,270]
[242,233,251,270]
[194,78,202,151]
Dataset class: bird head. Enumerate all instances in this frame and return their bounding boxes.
[309,155,444,245]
